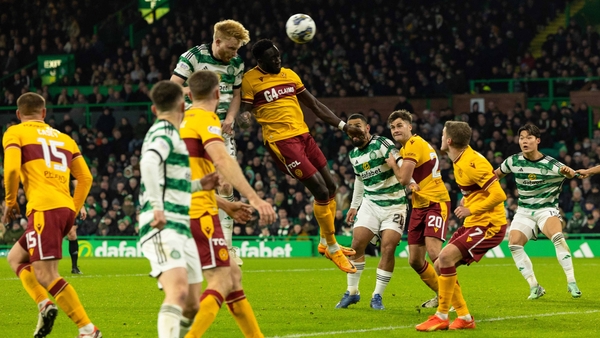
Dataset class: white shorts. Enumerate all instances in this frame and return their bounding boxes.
[355,199,407,236]
[223,133,237,158]
[141,229,203,284]
[510,207,563,241]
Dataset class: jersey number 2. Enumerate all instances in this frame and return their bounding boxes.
[38,138,67,172]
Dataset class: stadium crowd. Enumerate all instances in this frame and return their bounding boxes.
[1,0,600,104]
[2,0,600,246]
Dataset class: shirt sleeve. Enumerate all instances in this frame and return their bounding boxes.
[289,69,306,94]
[2,127,20,150]
[549,157,565,176]
[198,113,225,146]
[234,63,244,88]
[472,155,498,190]
[145,135,173,162]
[402,138,421,164]
[241,74,254,105]
[499,157,512,174]
[173,53,194,81]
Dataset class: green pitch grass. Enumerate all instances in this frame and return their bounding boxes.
[1,257,599,337]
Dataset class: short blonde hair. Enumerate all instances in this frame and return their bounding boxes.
[214,20,250,45]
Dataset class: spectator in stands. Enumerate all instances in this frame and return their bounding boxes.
[3,219,24,245]
[96,108,116,135]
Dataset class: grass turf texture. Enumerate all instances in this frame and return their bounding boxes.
[1,257,599,337]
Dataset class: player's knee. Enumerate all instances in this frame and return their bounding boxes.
[408,256,425,271]
[312,186,330,201]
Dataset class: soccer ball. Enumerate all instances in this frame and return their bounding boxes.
[285,14,316,44]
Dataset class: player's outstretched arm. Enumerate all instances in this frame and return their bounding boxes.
[493,167,507,180]
[205,141,276,225]
[575,165,600,178]
[70,156,93,215]
[297,90,364,138]
[559,165,577,179]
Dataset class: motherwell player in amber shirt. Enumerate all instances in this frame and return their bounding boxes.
[3,93,101,337]
[240,39,365,273]
[386,110,451,309]
[416,121,507,332]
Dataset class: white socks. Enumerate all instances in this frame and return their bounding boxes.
[552,233,576,283]
[347,261,365,295]
[158,304,182,338]
[374,268,392,296]
[179,317,192,338]
[219,194,235,247]
[509,244,538,288]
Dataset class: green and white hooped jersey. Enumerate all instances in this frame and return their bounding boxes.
[349,135,408,207]
[139,120,192,241]
[499,153,566,211]
[173,43,244,120]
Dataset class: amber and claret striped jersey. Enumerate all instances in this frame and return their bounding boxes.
[180,107,223,218]
[401,135,450,208]
[241,67,310,143]
[453,146,506,228]
[3,121,90,215]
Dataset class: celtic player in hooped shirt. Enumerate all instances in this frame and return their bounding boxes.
[335,113,408,310]
[416,121,507,332]
[495,124,581,300]
[171,19,250,265]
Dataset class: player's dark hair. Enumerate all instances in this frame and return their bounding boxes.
[388,110,412,125]
[188,70,219,100]
[347,113,368,124]
[252,39,276,60]
[444,121,471,149]
[517,124,541,139]
[149,80,184,113]
[17,92,45,116]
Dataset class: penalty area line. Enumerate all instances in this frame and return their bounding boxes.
[268,309,600,338]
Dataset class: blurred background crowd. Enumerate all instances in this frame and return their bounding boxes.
[1,0,600,245]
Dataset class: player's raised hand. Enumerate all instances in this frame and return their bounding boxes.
[575,168,591,179]
[345,208,357,224]
[151,210,166,229]
[454,206,471,219]
[560,165,577,179]
[79,206,87,220]
[345,125,365,139]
